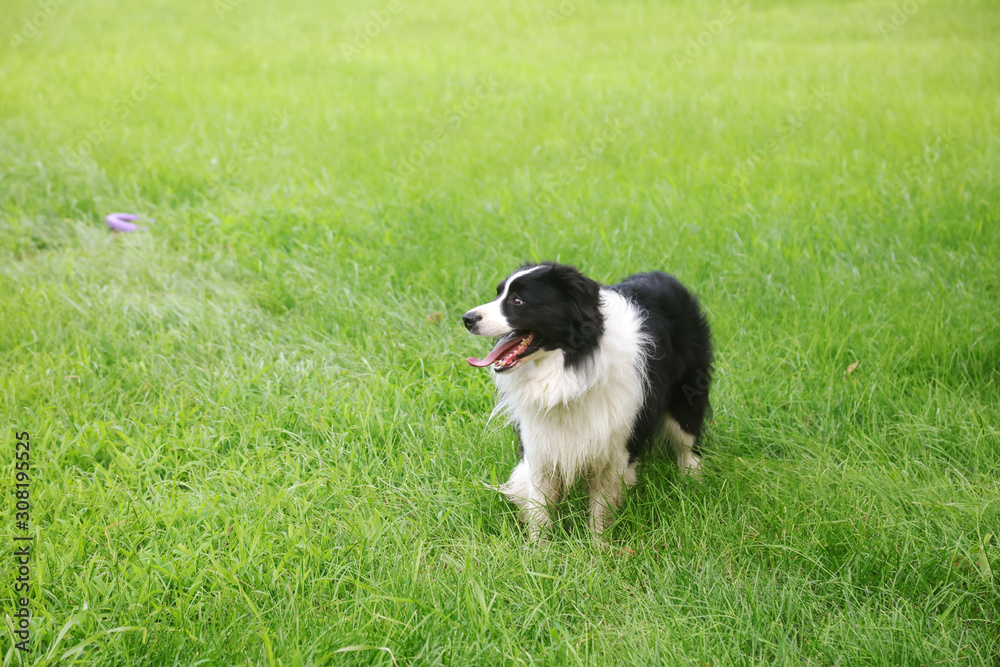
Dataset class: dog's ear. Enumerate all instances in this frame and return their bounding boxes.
[548,264,604,349]
[547,263,598,303]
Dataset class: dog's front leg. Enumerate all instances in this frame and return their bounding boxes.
[499,460,559,541]
[587,454,638,535]
[523,482,555,542]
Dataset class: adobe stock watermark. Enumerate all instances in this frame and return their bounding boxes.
[8,0,73,50]
[63,65,169,169]
[674,0,750,70]
[544,0,589,26]
[209,109,291,192]
[721,86,832,194]
[214,0,246,20]
[876,0,930,38]
[11,430,32,653]
[681,368,713,405]
[511,118,627,223]
[341,1,405,62]
[859,128,956,224]
[388,75,500,187]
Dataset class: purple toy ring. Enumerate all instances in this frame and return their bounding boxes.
[106,213,151,232]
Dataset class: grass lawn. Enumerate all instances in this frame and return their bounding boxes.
[1,0,998,663]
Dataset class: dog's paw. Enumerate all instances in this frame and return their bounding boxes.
[679,453,703,479]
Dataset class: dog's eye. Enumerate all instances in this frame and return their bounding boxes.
[512,296,523,306]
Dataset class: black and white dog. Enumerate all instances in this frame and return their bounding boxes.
[463,262,712,540]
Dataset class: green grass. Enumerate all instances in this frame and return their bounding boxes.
[1,0,999,664]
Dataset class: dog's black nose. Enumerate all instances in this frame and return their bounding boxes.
[462,311,481,331]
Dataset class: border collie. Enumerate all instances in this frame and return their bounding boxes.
[463,262,712,540]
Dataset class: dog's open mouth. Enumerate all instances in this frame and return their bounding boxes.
[467,332,537,372]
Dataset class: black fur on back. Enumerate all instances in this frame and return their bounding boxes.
[610,271,714,461]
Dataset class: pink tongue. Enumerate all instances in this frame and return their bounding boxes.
[467,336,524,368]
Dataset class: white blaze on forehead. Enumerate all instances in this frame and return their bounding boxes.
[497,265,547,303]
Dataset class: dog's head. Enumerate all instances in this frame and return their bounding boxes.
[463,262,604,372]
